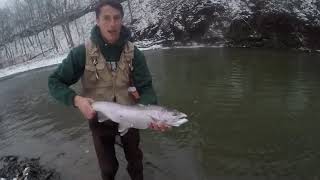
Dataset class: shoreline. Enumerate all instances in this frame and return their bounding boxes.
[0,43,319,80]
[0,44,224,79]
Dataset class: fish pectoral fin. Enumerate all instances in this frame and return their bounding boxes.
[118,123,130,136]
[149,115,160,123]
[97,112,111,123]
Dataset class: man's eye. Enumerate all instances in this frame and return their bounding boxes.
[104,16,111,21]
[114,16,121,21]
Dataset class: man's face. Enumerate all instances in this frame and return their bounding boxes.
[96,5,122,44]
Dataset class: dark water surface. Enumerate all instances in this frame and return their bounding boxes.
[1,48,320,180]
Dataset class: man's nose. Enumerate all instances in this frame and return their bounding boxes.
[109,18,117,27]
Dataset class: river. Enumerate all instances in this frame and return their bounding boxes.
[1,48,320,180]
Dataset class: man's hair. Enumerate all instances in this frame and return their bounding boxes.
[95,0,124,18]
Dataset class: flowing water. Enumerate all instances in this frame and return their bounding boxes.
[1,48,320,180]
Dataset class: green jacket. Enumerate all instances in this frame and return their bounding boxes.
[48,25,157,106]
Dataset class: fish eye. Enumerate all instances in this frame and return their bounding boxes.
[172,111,179,116]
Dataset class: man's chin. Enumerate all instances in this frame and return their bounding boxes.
[108,38,116,43]
[106,36,120,44]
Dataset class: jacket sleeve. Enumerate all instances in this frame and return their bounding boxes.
[48,44,86,106]
[132,47,158,105]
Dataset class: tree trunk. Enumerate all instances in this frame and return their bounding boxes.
[14,40,18,54]
[74,19,82,42]
[65,23,74,47]
[24,37,32,53]
[61,23,74,48]
[36,33,44,56]
[4,45,9,59]
[80,20,86,42]
[127,0,134,23]
[22,38,28,61]
[61,24,70,46]
[50,27,59,52]
[21,38,27,56]
[57,36,63,50]
[8,46,13,59]
[43,30,47,38]
[27,36,35,50]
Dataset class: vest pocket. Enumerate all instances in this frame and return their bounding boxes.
[117,63,130,86]
[94,62,113,82]
[84,65,98,85]
[84,64,113,87]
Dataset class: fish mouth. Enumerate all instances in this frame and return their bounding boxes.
[172,115,188,126]
[178,113,188,124]
[178,118,188,124]
[177,113,187,119]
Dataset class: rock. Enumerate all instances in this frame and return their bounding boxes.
[129,0,320,50]
[0,156,60,180]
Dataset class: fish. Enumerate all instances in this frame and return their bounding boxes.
[92,101,188,136]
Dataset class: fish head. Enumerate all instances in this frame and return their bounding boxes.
[150,106,188,126]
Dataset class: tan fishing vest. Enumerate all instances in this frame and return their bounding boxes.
[81,39,135,105]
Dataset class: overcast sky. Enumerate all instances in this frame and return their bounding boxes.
[0,0,8,8]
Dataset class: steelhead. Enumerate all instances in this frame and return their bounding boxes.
[92,101,188,136]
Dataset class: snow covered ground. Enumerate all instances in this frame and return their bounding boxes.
[0,43,224,79]
[1,0,319,79]
[0,54,67,79]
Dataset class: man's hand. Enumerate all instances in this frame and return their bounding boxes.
[74,95,96,120]
[149,121,171,132]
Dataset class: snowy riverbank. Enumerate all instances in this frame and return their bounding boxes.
[0,44,225,79]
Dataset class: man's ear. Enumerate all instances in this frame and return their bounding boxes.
[96,18,100,27]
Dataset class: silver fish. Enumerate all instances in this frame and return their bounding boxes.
[92,101,188,136]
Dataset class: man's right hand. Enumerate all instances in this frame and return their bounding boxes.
[74,95,96,120]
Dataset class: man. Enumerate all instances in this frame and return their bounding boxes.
[48,1,169,180]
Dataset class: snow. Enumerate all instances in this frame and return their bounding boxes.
[0,54,66,79]
[122,0,161,33]
[1,0,320,79]
[138,45,163,51]
[173,21,185,31]
[160,44,224,50]
[0,43,225,79]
